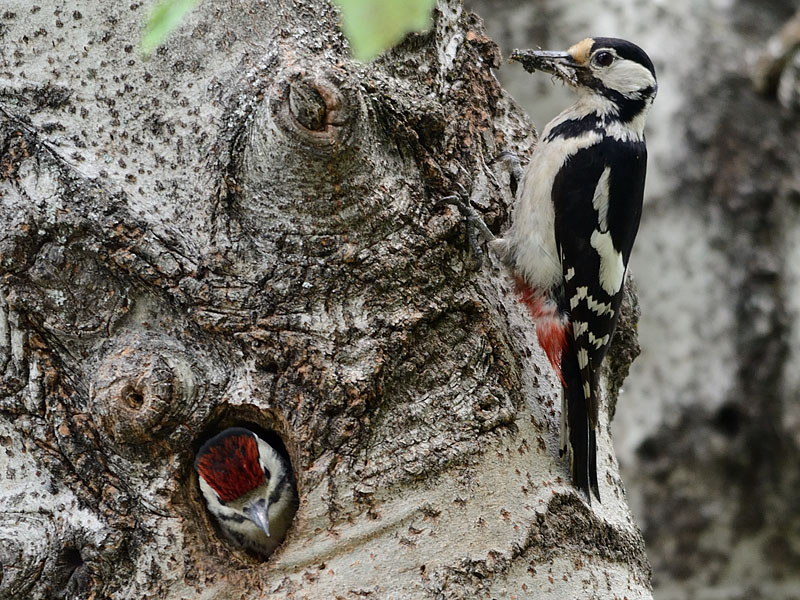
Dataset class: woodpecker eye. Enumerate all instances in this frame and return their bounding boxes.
[264,468,271,480]
[594,51,614,67]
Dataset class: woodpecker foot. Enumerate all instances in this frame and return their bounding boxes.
[492,150,524,197]
[438,184,495,269]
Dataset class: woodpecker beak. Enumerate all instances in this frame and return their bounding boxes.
[245,498,271,537]
[510,48,583,86]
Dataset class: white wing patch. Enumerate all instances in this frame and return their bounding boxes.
[570,286,588,310]
[573,320,588,337]
[592,167,611,231]
[590,229,626,296]
[588,331,610,350]
[604,119,646,142]
[586,294,614,316]
[577,348,589,369]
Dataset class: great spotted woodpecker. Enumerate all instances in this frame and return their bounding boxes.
[195,427,298,557]
[456,38,656,501]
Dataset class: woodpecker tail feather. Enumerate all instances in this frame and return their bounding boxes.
[560,337,600,502]
[513,277,599,500]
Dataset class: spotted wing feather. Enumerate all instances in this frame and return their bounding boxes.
[552,136,646,500]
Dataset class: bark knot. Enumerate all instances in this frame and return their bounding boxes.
[271,68,360,150]
[89,333,203,457]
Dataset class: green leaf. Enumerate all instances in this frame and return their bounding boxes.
[141,0,201,55]
[334,0,436,61]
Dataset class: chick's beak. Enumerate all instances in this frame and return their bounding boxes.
[245,498,271,537]
[510,49,582,86]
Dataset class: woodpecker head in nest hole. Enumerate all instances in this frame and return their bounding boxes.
[511,37,657,122]
[195,427,298,557]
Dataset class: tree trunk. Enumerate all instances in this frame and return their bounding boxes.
[0,1,649,598]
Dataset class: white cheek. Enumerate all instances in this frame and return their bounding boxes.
[596,61,655,94]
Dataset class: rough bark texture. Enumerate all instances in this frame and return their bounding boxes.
[466,0,800,598]
[0,1,649,598]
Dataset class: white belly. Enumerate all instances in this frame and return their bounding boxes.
[501,128,602,291]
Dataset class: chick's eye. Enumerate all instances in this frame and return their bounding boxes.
[594,51,614,67]
[264,468,271,480]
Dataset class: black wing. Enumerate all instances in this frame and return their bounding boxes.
[552,136,647,500]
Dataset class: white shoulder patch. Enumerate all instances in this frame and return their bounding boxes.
[508,131,601,291]
[590,229,626,295]
[592,167,611,231]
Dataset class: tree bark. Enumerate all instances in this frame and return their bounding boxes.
[0,1,649,598]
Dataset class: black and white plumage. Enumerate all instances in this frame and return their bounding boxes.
[475,38,656,500]
[195,427,298,557]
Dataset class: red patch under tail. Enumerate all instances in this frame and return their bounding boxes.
[514,276,569,386]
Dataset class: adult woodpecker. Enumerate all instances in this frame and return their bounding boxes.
[195,427,298,557]
[457,38,656,501]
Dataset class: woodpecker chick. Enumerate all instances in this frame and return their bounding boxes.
[195,427,298,557]
[461,38,656,501]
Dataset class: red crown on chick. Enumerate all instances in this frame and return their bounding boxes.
[195,428,265,503]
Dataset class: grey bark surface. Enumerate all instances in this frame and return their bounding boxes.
[0,1,649,598]
[466,1,800,598]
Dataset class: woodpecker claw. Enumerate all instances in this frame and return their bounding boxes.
[439,184,496,270]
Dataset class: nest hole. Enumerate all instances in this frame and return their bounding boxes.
[54,546,86,597]
[122,385,144,410]
[189,404,299,563]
